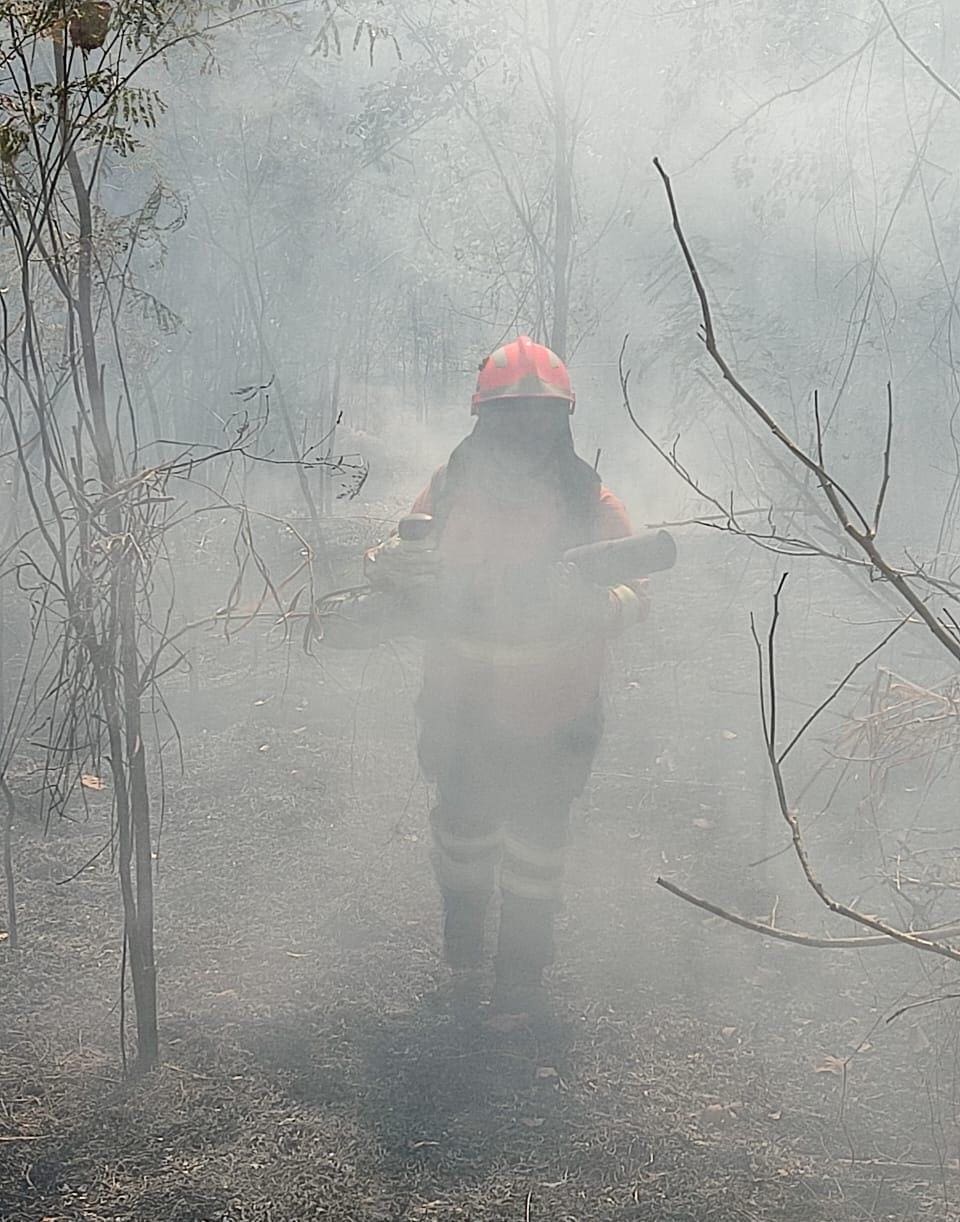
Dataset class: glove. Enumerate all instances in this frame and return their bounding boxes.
[606,578,650,635]
[551,565,650,637]
[363,532,440,596]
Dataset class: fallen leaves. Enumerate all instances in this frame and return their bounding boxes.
[697,1101,744,1128]
[813,1054,847,1076]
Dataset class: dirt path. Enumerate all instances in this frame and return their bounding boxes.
[1,530,958,1220]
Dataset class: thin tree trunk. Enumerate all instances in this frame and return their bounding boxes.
[57,53,116,489]
[59,49,157,1070]
[97,567,159,1074]
[546,0,573,359]
[0,571,6,739]
[119,563,159,1071]
[2,779,17,950]
[323,357,342,517]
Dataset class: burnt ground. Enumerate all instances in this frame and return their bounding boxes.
[2,520,960,1221]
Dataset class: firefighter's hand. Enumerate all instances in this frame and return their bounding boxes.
[363,533,440,595]
[553,566,649,636]
[610,578,650,631]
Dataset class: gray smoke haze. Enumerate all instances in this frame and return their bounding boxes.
[2,3,960,1219]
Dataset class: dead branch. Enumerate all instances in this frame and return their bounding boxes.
[655,876,960,950]
[753,580,960,964]
[886,993,960,1024]
[778,617,911,764]
[875,0,960,107]
[659,580,960,961]
[652,157,960,666]
[619,343,894,573]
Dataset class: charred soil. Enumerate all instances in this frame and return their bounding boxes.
[1,526,958,1221]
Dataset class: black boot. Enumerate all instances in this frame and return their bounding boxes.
[441,890,490,969]
[492,894,555,1016]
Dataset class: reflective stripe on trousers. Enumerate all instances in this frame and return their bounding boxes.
[421,698,602,908]
[430,809,567,902]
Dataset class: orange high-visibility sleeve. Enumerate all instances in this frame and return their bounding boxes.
[410,466,447,516]
[595,486,632,541]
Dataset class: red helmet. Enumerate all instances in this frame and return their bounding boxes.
[471,335,575,415]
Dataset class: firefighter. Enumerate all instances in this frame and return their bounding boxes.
[406,335,647,1018]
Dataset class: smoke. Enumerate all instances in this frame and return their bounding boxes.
[3,2,960,1215]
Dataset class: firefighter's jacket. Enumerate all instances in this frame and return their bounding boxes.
[411,462,634,742]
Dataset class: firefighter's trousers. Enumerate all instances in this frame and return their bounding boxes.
[419,704,601,981]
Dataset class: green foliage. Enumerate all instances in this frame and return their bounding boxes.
[88,85,166,154]
[313,0,401,64]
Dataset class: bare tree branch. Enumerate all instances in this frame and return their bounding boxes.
[652,156,960,666]
[655,876,960,950]
[875,0,960,106]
